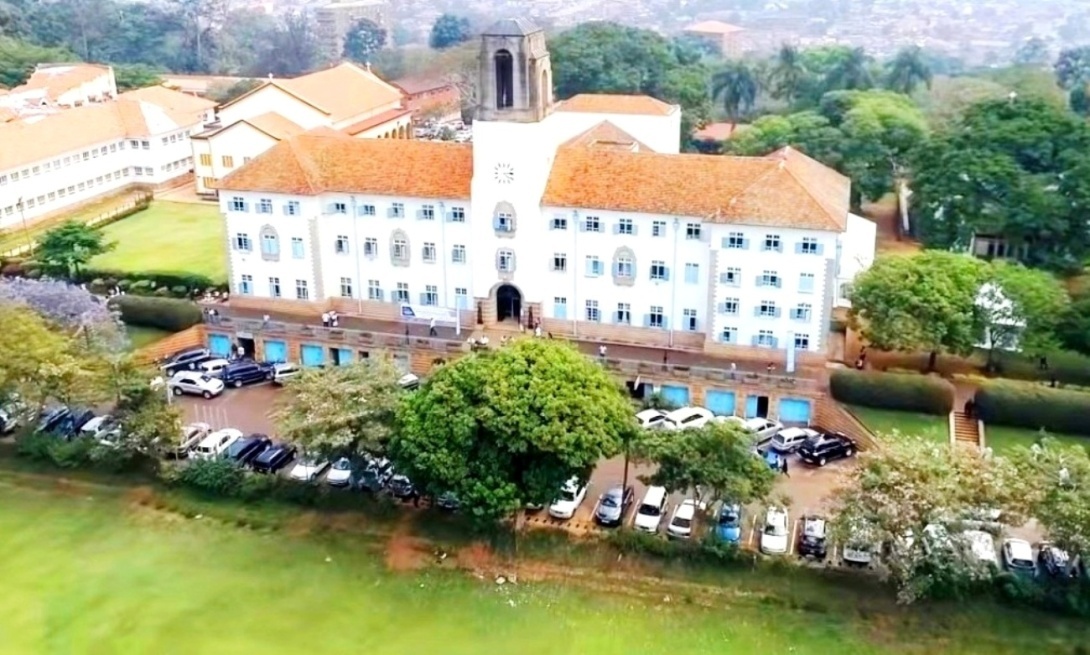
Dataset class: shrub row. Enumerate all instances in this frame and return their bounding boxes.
[15,432,145,473]
[974,381,1090,437]
[108,295,204,332]
[84,269,222,297]
[986,349,1090,389]
[830,370,955,415]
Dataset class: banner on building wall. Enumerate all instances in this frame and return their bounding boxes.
[399,304,461,335]
[785,331,796,374]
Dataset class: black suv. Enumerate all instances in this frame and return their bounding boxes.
[221,361,275,388]
[36,407,94,439]
[160,348,213,376]
[252,442,296,473]
[224,434,271,466]
[797,515,828,559]
[798,432,856,467]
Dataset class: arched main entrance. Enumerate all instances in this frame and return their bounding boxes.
[496,284,521,323]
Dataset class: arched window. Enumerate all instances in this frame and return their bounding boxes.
[390,229,410,266]
[494,49,514,109]
[540,68,552,107]
[259,225,279,261]
[493,201,516,237]
[612,246,636,286]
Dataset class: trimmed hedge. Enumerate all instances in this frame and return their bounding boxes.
[975,381,1090,437]
[81,268,220,297]
[109,295,203,332]
[985,349,1090,389]
[830,369,955,415]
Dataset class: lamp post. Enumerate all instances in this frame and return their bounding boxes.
[17,197,30,253]
[350,195,363,314]
[670,217,679,348]
[571,209,579,338]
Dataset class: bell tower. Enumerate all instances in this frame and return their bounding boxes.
[477,18,554,123]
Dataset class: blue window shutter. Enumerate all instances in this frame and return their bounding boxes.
[492,216,500,230]
[776,242,784,252]
[721,237,730,249]
[663,267,670,281]
[662,317,669,330]
[774,307,782,318]
[772,337,779,349]
[579,220,588,232]
[794,242,803,254]
[717,302,725,314]
[631,225,638,236]
[756,275,763,287]
[612,262,620,277]
[741,238,749,249]
[642,314,651,327]
[753,306,762,317]
[751,335,759,346]
[612,223,621,235]
[775,278,782,288]
[419,293,426,304]
[816,244,825,256]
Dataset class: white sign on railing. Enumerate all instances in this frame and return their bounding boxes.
[399,304,461,335]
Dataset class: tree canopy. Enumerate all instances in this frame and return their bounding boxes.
[389,340,632,525]
[1007,438,1090,563]
[35,221,113,279]
[342,18,386,63]
[977,261,1068,361]
[429,14,471,50]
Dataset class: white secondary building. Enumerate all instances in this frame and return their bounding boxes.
[215,19,876,359]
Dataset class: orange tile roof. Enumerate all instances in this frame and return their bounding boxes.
[117,86,215,127]
[11,63,112,101]
[685,20,745,34]
[542,146,849,231]
[280,63,404,123]
[561,121,654,152]
[218,131,472,200]
[556,94,678,117]
[246,112,306,140]
[341,107,413,136]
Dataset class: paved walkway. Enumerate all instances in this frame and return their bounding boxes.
[156,181,213,204]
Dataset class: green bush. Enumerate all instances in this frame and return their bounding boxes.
[985,350,1090,388]
[109,295,203,332]
[174,458,243,496]
[79,268,220,294]
[830,370,955,415]
[130,279,154,295]
[975,381,1090,437]
[605,530,749,567]
[117,279,132,291]
[154,286,172,297]
[170,285,189,298]
[14,433,144,472]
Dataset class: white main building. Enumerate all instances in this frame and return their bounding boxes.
[217,19,876,360]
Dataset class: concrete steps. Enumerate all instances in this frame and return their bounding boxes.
[952,411,981,448]
[813,401,879,451]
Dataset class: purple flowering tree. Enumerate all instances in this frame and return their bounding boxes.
[0,277,128,353]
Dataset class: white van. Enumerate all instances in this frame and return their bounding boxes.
[191,428,243,460]
[633,486,669,533]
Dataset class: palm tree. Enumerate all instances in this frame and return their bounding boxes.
[712,60,761,121]
[767,44,809,104]
[884,46,933,95]
[822,47,874,93]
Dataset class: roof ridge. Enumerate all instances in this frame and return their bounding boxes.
[717,158,784,219]
[289,136,323,194]
[776,147,846,230]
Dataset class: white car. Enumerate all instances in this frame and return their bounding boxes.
[663,406,714,430]
[79,415,121,443]
[760,507,790,554]
[963,530,998,566]
[1002,538,1036,575]
[548,478,588,520]
[175,422,211,457]
[198,358,231,378]
[745,417,785,443]
[633,486,668,533]
[272,363,302,385]
[168,371,225,399]
[326,457,354,486]
[289,456,331,482]
[398,373,420,390]
[635,409,669,430]
[666,499,699,539]
[769,427,820,453]
[191,428,243,460]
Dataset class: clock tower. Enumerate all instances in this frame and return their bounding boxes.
[476,18,554,123]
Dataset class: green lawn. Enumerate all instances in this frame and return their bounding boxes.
[847,405,949,444]
[986,425,1090,456]
[2,475,1087,654]
[92,201,226,283]
[124,324,173,350]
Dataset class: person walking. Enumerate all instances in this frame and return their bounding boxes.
[321,312,330,328]
[429,317,437,337]
[780,457,789,477]
[599,344,607,359]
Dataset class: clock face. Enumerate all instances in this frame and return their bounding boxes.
[493,162,515,185]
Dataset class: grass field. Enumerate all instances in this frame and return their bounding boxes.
[847,405,949,444]
[0,192,141,255]
[986,425,1090,456]
[1,471,1088,655]
[92,201,226,283]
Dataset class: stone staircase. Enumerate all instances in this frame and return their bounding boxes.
[135,325,206,365]
[951,411,981,449]
[813,400,879,451]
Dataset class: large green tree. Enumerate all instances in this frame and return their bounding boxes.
[883,46,932,95]
[0,35,76,87]
[821,46,874,94]
[1054,46,1090,91]
[711,59,760,120]
[766,43,810,105]
[35,221,112,279]
[1007,438,1090,569]
[341,18,386,63]
[390,340,632,525]
[849,251,986,370]
[112,63,163,91]
[428,14,471,50]
[976,261,1068,365]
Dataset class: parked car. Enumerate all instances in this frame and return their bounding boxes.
[355,458,393,492]
[0,402,26,434]
[635,409,668,430]
[963,530,998,568]
[769,427,820,453]
[49,407,95,440]
[593,484,634,527]
[398,373,420,390]
[548,478,588,520]
[760,507,790,555]
[198,358,231,378]
[173,422,211,457]
[35,406,70,435]
[715,504,744,544]
[667,499,699,540]
[744,417,785,444]
[842,525,877,567]
[633,486,669,534]
[160,348,213,376]
[662,406,714,431]
[326,457,355,487]
[1002,538,1036,576]
[272,363,302,385]
[1037,542,1082,578]
[221,361,275,388]
[191,428,243,460]
[252,442,297,473]
[79,415,122,443]
[224,434,271,466]
[435,491,461,511]
[168,372,225,399]
[388,474,417,501]
[289,455,331,482]
[797,432,856,467]
[797,515,828,559]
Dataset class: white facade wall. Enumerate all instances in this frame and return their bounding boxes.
[222,193,320,301]
[216,86,328,130]
[194,124,278,194]
[543,109,682,154]
[836,213,878,307]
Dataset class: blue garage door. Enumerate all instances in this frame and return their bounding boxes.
[301,344,325,367]
[779,398,813,425]
[337,348,353,365]
[263,340,287,363]
[208,334,232,358]
[705,390,736,416]
[745,395,760,418]
[661,384,690,407]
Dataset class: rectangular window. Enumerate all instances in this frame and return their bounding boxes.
[582,216,601,232]
[340,277,353,298]
[239,274,253,295]
[291,237,305,259]
[650,260,669,281]
[199,154,211,167]
[498,249,515,272]
[26,199,35,208]
[553,297,567,319]
[718,298,739,315]
[757,330,776,348]
[233,233,251,251]
[418,204,435,220]
[551,215,568,230]
[683,308,698,331]
[652,220,666,237]
[495,212,513,232]
[585,256,603,277]
[614,257,634,278]
[454,287,468,309]
[799,273,815,293]
[791,303,812,321]
[335,235,350,254]
[794,333,811,350]
[757,300,779,318]
[358,204,376,217]
[390,203,405,218]
[684,262,700,284]
[230,197,247,212]
[393,239,408,262]
[269,277,281,298]
[261,233,279,256]
[723,231,748,249]
[222,155,234,168]
[685,223,702,240]
[143,167,153,176]
[720,267,741,286]
[395,283,410,303]
[201,176,215,188]
[295,279,309,300]
[257,198,272,214]
[552,253,567,272]
[422,242,437,263]
[282,201,299,216]
[797,237,821,255]
[449,206,466,222]
[720,327,737,344]
[759,270,781,288]
[331,202,347,214]
[364,238,378,257]
[452,244,467,263]
[763,234,782,252]
[422,285,438,306]
[615,218,634,235]
[615,303,631,325]
[368,279,383,301]
[647,306,665,329]
[585,300,601,322]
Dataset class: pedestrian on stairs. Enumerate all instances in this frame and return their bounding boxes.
[964,398,975,419]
